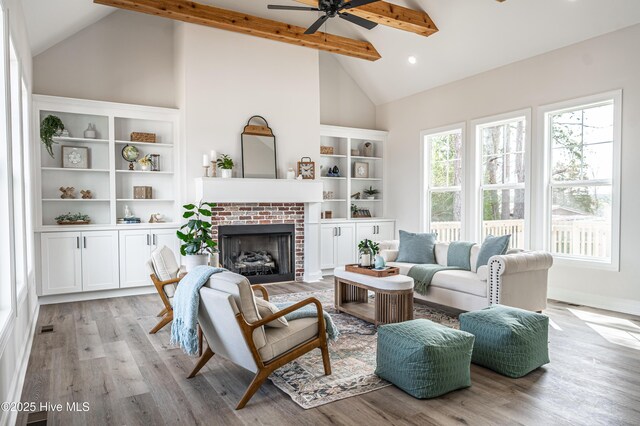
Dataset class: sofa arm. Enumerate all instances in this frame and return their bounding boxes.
[488,251,553,311]
[489,251,553,276]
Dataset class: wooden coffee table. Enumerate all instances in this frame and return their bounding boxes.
[333,266,414,326]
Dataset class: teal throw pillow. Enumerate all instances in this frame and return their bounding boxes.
[396,230,436,264]
[447,241,475,270]
[476,234,511,267]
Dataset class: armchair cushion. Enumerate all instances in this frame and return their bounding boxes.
[151,245,180,297]
[258,317,319,361]
[255,298,289,328]
[208,271,267,349]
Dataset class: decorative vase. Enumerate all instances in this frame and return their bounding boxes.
[220,169,232,178]
[287,168,296,179]
[367,196,375,200]
[84,123,96,139]
[184,254,209,272]
[374,254,386,269]
[140,164,150,171]
[359,247,372,267]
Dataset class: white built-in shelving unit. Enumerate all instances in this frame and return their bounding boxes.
[33,95,180,230]
[319,125,388,221]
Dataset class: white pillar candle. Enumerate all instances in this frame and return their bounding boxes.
[210,150,217,161]
[202,154,209,167]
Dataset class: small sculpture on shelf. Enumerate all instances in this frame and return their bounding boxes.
[138,154,153,171]
[149,213,165,223]
[84,123,97,139]
[326,165,340,177]
[59,186,76,199]
[351,192,361,200]
[80,189,93,199]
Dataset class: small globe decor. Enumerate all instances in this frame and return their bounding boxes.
[122,144,140,170]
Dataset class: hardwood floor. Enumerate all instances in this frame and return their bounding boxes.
[17,280,640,425]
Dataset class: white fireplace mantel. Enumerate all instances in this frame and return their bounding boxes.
[195,177,323,203]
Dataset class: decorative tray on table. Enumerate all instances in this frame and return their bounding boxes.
[345,264,399,277]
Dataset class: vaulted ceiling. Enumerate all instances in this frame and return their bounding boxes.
[22,0,640,104]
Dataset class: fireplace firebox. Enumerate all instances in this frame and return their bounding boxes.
[218,224,295,284]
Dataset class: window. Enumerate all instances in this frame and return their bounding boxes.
[9,38,27,297]
[475,112,529,249]
[422,126,464,242]
[0,5,13,333]
[543,92,621,267]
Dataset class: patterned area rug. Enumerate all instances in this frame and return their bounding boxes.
[268,289,460,409]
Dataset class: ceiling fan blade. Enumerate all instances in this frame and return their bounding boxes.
[304,14,329,35]
[267,5,319,11]
[341,0,381,10]
[338,12,378,30]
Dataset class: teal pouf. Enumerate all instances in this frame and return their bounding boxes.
[375,319,475,399]
[459,305,550,378]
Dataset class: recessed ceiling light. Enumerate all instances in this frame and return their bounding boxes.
[408,56,417,65]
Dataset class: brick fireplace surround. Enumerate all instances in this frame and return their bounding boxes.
[210,202,305,281]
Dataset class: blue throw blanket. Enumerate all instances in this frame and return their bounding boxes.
[171,265,225,355]
[408,264,460,296]
[274,302,339,341]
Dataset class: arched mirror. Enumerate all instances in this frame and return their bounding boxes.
[241,116,277,178]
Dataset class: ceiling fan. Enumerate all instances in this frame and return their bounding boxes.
[268,0,381,35]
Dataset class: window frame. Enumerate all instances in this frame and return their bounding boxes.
[539,90,622,270]
[471,109,532,249]
[420,123,466,239]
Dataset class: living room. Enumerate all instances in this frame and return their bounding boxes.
[1,0,639,425]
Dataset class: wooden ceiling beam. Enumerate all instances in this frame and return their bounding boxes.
[94,0,381,61]
[295,0,438,37]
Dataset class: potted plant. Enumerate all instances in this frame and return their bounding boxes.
[216,154,234,178]
[176,201,218,271]
[40,115,65,158]
[357,239,379,268]
[55,212,91,225]
[138,154,153,171]
[363,186,380,200]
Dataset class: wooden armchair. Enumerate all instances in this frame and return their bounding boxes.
[187,271,331,409]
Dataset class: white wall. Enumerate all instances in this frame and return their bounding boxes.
[376,24,640,315]
[175,23,321,202]
[319,53,376,129]
[0,1,39,425]
[33,11,175,108]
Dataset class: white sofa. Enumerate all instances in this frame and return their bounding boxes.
[378,241,553,312]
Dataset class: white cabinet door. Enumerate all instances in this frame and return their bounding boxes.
[335,224,356,266]
[119,230,152,288]
[375,222,395,241]
[41,232,82,295]
[356,223,376,243]
[81,231,120,292]
[320,225,337,269]
[152,228,180,264]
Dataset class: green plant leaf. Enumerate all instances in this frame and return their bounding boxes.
[183,211,195,219]
[198,209,212,217]
[183,204,196,210]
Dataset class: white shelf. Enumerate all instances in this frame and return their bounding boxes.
[116,199,175,202]
[115,170,174,175]
[41,167,110,173]
[115,140,174,148]
[352,199,383,202]
[351,156,382,160]
[321,176,346,180]
[42,199,110,202]
[320,154,347,158]
[322,199,346,202]
[52,136,109,144]
[352,178,382,181]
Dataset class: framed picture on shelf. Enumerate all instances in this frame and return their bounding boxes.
[354,161,369,178]
[61,146,89,169]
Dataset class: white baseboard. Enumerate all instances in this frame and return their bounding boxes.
[549,287,640,316]
[303,270,323,282]
[39,286,156,305]
[1,303,39,426]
